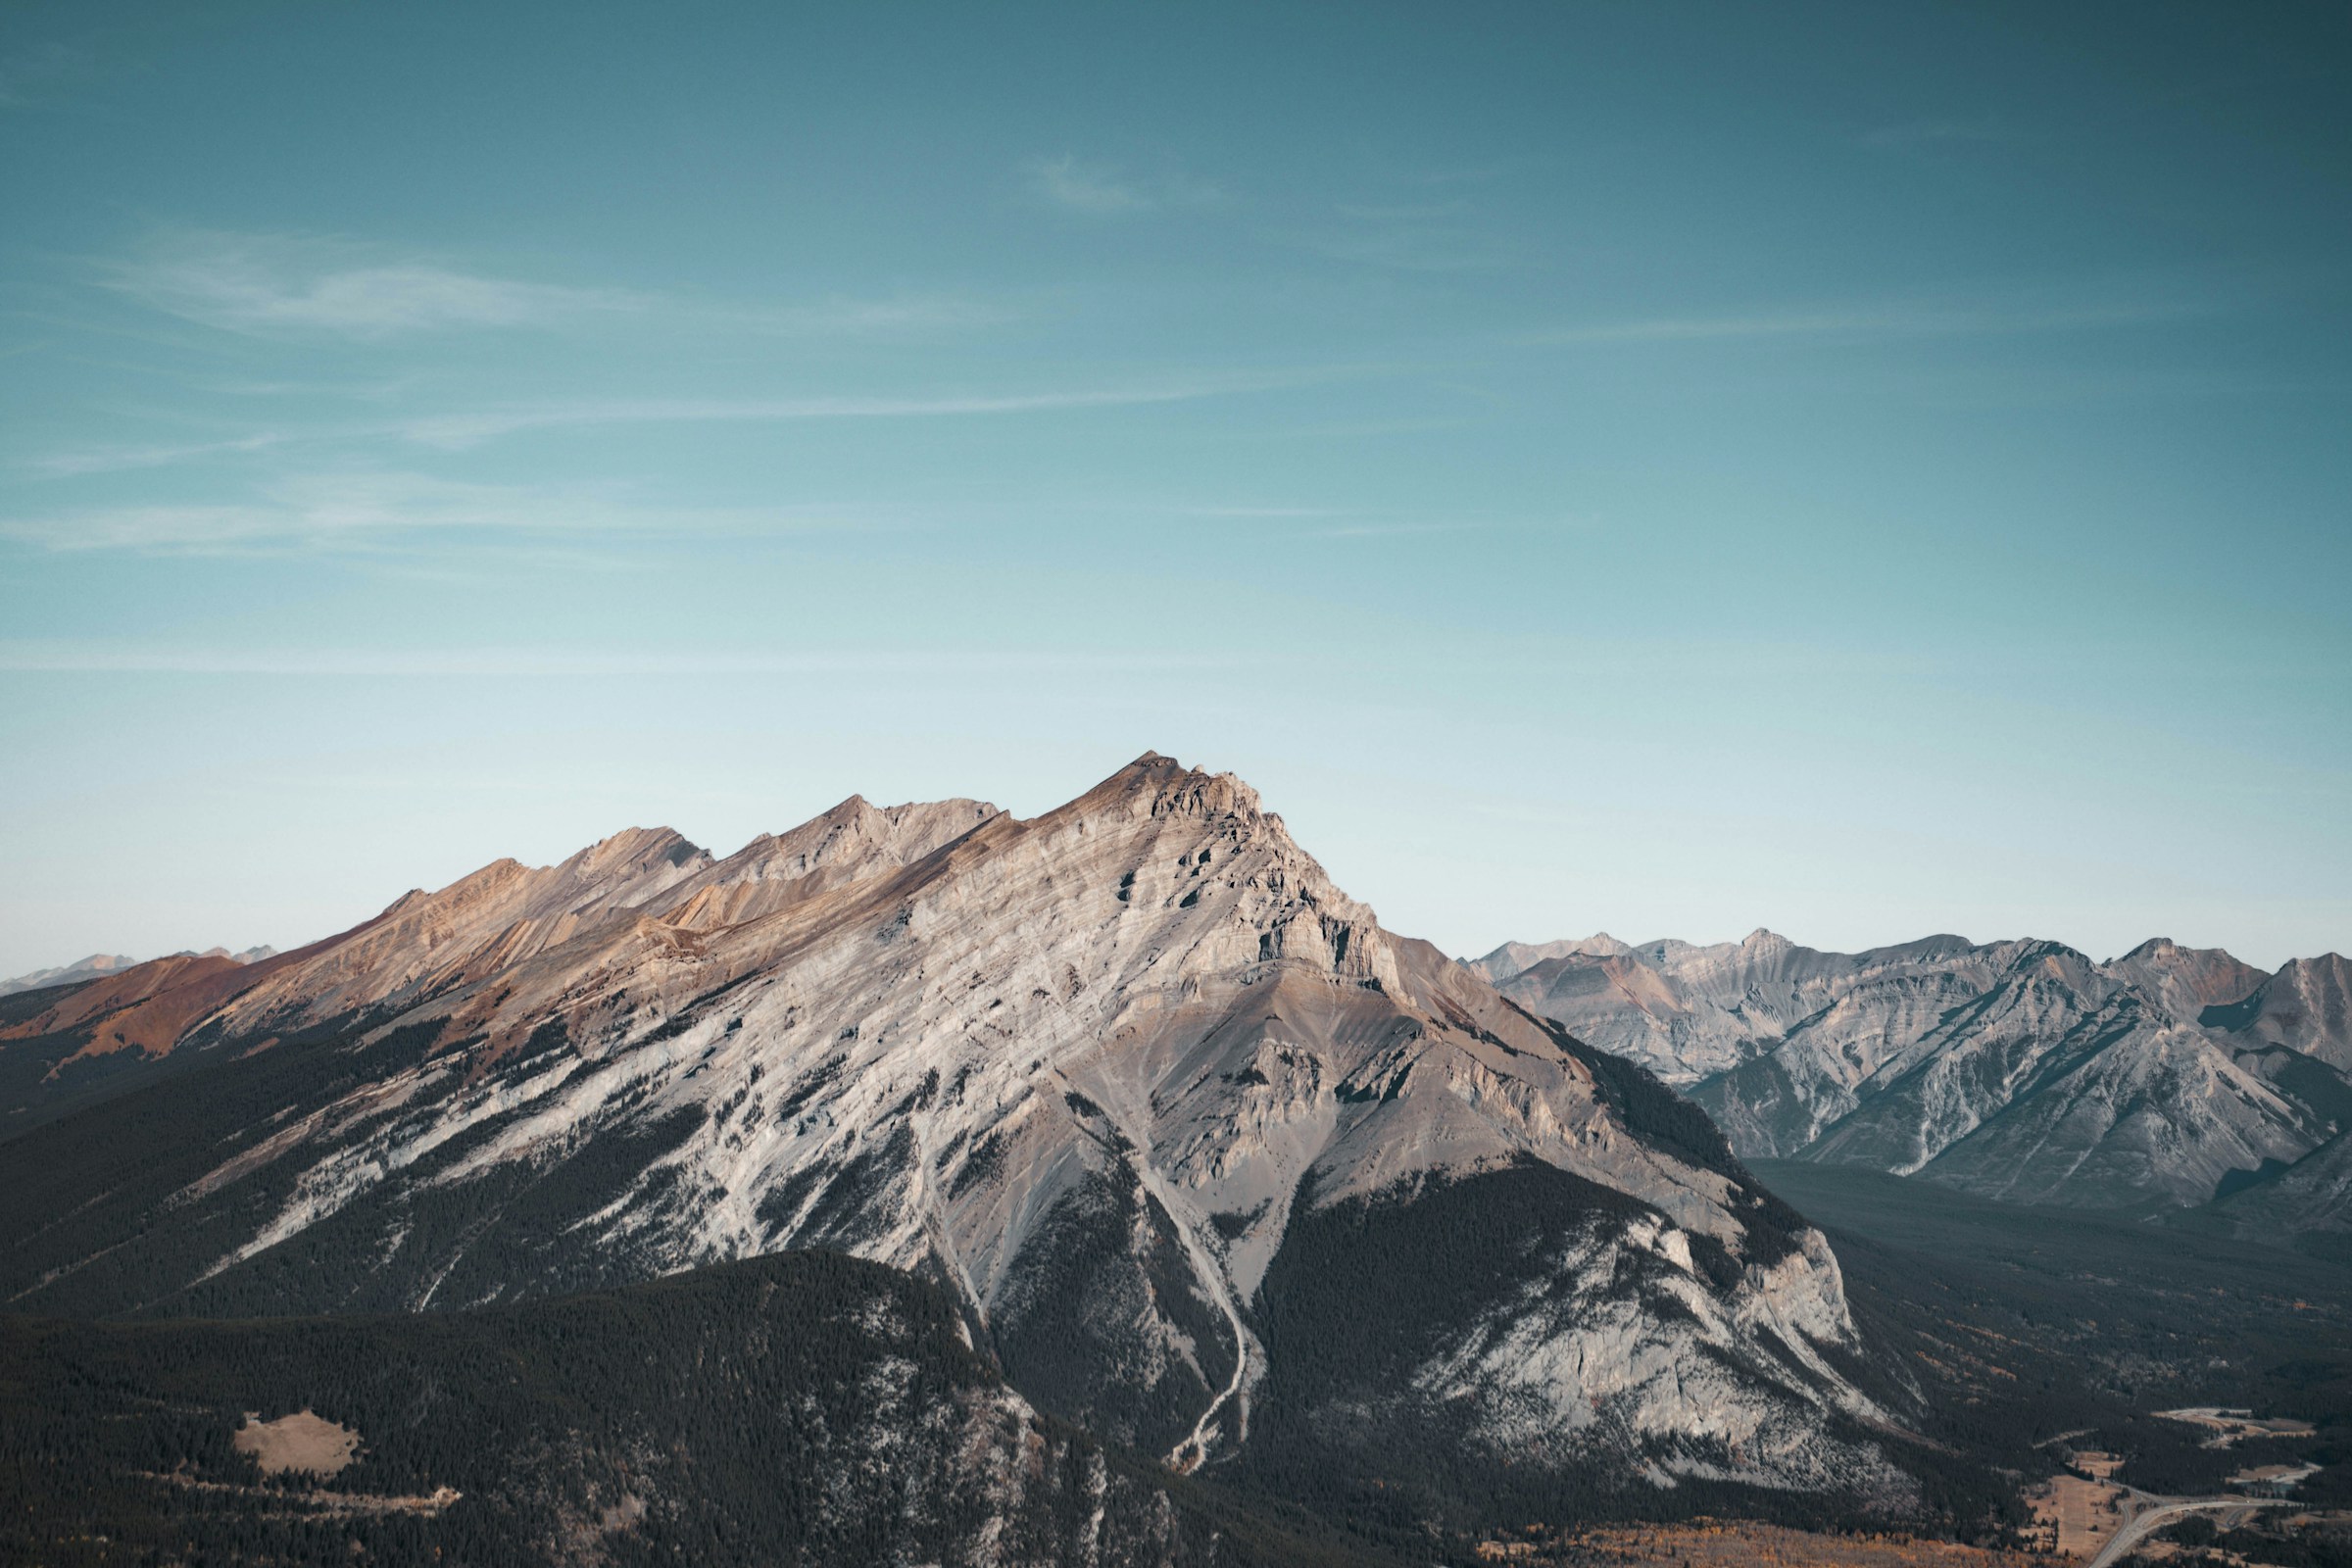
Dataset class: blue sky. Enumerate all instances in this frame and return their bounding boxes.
[2,0,2347,973]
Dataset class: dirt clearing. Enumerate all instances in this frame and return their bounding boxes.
[232,1409,361,1476]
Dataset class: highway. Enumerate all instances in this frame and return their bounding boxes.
[2082,1494,2293,1568]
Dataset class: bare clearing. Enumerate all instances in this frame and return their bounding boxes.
[143,1470,459,1517]
[232,1409,361,1476]
[2027,1475,2128,1559]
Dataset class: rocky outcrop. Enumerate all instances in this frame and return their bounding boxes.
[0,755,1910,1503]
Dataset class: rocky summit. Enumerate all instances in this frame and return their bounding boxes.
[0,754,1922,1507]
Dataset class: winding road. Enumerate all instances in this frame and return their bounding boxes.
[2083,1494,2291,1568]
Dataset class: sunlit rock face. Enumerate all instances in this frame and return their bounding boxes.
[0,754,1905,1500]
[1475,928,2352,1220]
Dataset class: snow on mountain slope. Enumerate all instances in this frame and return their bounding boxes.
[0,755,1910,1501]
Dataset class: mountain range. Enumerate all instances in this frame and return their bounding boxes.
[0,756,1935,1522]
[1470,930,2352,1244]
[0,945,275,998]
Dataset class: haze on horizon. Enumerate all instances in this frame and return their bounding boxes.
[1,0,2346,976]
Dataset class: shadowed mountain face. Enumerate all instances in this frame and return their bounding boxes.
[0,756,1925,1507]
[1472,933,2352,1229]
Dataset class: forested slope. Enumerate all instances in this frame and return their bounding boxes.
[0,1249,1371,1568]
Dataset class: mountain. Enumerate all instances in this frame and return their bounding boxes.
[1475,930,2352,1221]
[1477,929,1986,1089]
[2209,1128,2352,1254]
[1466,933,1632,982]
[0,946,278,1000]
[0,754,1932,1516]
[2,1248,1365,1568]
[2208,953,2352,1071]
[0,952,136,996]
[0,944,301,1133]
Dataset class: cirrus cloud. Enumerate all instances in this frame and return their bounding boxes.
[1025,155,1224,215]
[102,229,639,338]
[100,227,1014,341]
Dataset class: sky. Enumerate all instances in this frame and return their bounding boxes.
[1,0,2347,976]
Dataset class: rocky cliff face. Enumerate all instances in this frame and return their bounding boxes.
[1474,930,2352,1223]
[0,755,1916,1505]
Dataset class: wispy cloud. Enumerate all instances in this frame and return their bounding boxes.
[103,230,639,338]
[1538,293,2203,345]
[1025,155,1223,215]
[1182,505,1344,519]
[0,470,858,555]
[1299,226,1517,272]
[0,641,1243,676]
[1175,507,1494,539]
[393,383,1243,448]
[751,295,1012,333]
[1308,520,1485,539]
[30,431,290,478]
[101,228,1012,340]
[24,375,1279,477]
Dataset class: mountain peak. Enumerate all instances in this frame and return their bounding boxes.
[2222,953,2352,1071]
[1058,751,1269,830]
[563,825,708,880]
[2104,936,2266,1016]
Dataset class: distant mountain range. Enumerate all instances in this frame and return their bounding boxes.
[1470,930,2351,1244]
[0,945,275,997]
[0,757,1936,1512]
